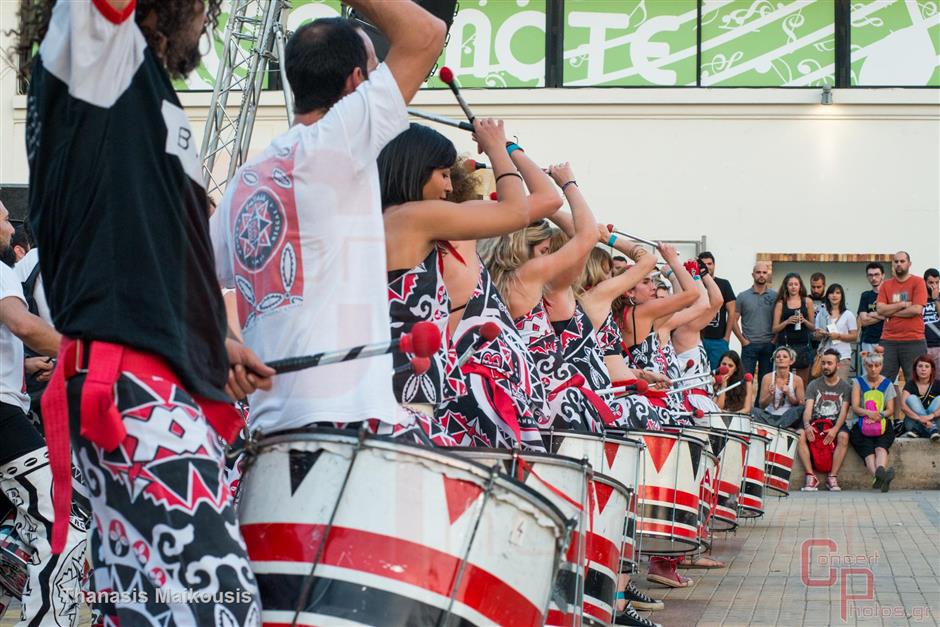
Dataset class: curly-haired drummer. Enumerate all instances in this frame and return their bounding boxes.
[20,1,274,623]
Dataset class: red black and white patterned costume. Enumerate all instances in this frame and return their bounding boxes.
[436,264,547,449]
[515,302,611,432]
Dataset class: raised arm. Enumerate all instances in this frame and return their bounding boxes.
[633,244,698,320]
[348,0,446,103]
[512,149,562,221]
[386,119,529,241]
[518,164,597,291]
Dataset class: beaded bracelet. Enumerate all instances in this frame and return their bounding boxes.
[561,180,578,191]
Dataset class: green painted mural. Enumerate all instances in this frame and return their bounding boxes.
[177,0,940,91]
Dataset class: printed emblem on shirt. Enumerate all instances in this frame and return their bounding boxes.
[229,147,304,329]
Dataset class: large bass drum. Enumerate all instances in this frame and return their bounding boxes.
[239,430,569,627]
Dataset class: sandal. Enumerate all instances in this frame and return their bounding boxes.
[681,555,726,569]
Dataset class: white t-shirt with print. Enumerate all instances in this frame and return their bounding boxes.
[212,63,408,434]
[0,263,30,412]
[815,309,858,361]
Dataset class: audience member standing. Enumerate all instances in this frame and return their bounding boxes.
[923,268,940,378]
[857,262,886,355]
[698,251,736,368]
[810,272,827,354]
[735,262,776,394]
[772,272,816,385]
[814,284,858,380]
[876,251,928,386]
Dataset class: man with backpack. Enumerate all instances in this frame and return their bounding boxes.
[796,349,852,491]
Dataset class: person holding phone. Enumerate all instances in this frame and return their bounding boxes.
[814,284,858,380]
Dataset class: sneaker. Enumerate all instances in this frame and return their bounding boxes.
[802,474,819,491]
[881,467,895,493]
[625,581,665,611]
[826,475,841,491]
[930,431,940,442]
[873,466,885,489]
[615,602,662,627]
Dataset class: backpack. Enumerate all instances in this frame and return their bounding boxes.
[21,262,42,317]
[856,376,892,412]
[808,417,835,473]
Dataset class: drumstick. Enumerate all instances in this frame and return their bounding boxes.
[408,108,474,132]
[267,322,440,374]
[715,372,754,397]
[456,323,502,368]
[597,379,649,397]
[670,365,729,386]
[674,409,705,419]
[606,224,657,248]
[464,159,488,172]
[438,67,476,124]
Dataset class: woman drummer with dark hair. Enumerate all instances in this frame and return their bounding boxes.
[378,120,558,449]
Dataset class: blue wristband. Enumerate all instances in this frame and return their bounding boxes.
[607,234,618,247]
[693,274,702,281]
[506,143,523,156]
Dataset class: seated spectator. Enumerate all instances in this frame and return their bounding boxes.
[814,283,858,380]
[849,352,897,492]
[796,349,851,491]
[715,350,753,414]
[752,346,805,428]
[899,354,940,441]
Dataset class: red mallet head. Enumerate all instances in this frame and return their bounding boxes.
[439,66,455,85]
[694,409,704,419]
[480,322,501,342]
[717,365,729,375]
[410,357,431,376]
[635,379,649,393]
[744,373,754,382]
[686,359,695,370]
[714,375,724,385]
[410,321,442,358]
[464,159,487,172]
[607,224,615,232]
[489,192,498,201]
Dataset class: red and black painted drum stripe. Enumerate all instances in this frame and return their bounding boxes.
[708,431,748,532]
[739,430,771,518]
[582,473,630,626]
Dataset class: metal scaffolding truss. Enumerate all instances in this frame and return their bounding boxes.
[200,0,294,199]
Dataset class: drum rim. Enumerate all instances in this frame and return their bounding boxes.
[542,428,646,450]
[450,447,592,473]
[615,429,707,447]
[252,428,572,530]
[591,470,632,497]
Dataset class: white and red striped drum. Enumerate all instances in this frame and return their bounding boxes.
[454,450,590,627]
[667,426,719,551]
[619,431,704,555]
[540,431,633,625]
[702,421,749,532]
[543,430,643,571]
[239,430,568,627]
[739,425,773,518]
[760,424,800,497]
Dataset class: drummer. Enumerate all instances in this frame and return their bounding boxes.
[211,3,446,441]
